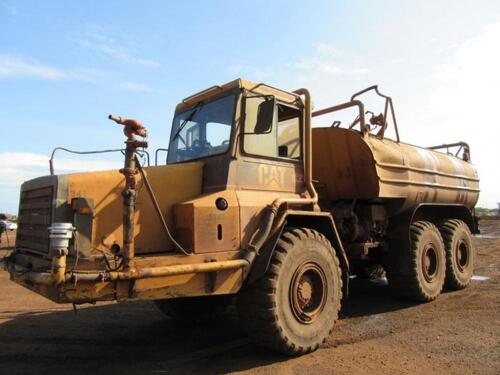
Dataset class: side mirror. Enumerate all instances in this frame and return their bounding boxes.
[254,97,275,134]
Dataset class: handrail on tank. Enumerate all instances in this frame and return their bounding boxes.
[312,100,367,133]
[154,148,169,166]
[49,147,150,175]
[427,141,471,161]
[350,85,400,142]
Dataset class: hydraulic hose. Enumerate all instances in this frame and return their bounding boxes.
[135,158,192,256]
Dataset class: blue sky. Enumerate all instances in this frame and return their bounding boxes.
[1,0,499,214]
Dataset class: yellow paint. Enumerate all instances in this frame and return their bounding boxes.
[66,162,203,254]
[132,269,243,300]
[64,281,115,302]
[175,190,240,253]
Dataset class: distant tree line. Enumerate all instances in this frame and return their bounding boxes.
[476,207,500,217]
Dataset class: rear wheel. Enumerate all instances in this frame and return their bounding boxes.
[439,219,474,290]
[154,295,233,323]
[237,228,342,355]
[387,221,446,302]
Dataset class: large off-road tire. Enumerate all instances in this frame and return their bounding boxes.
[439,219,474,290]
[154,295,233,323]
[387,221,446,302]
[237,228,342,356]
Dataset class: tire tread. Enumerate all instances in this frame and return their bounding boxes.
[439,219,473,290]
[238,228,342,355]
[387,220,445,302]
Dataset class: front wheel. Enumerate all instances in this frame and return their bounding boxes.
[237,228,342,355]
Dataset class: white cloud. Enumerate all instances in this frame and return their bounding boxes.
[227,64,271,80]
[136,58,160,68]
[0,54,102,82]
[116,81,154,92]
[78,36,160,68]
[0,55,68,80]
[423,21,500,208]
[91,42,129,61]
[0,152,121,188]
[431,42,460,55]
[0,152,122,214]
[292,43,368,83]
[294,57,368,76]
[316,42,340,57]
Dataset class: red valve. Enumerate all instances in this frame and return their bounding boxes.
[108,114,148,138]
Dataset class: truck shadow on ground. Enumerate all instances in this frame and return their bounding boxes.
[341,277,417,318]
[0,278,418,375]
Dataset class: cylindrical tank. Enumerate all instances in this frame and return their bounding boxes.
[312,127,479,215]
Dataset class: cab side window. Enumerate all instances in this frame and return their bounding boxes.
[244,97,278,158]
[244,99,301,159]
[277,105,301,159]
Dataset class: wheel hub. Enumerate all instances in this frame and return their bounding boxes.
[422,243,438,282]
[290,262,327,324]
[455,240,469,271]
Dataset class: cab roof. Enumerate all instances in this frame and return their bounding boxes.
[176,78,302,112]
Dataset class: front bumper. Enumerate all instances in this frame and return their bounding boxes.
[5,250,247,304]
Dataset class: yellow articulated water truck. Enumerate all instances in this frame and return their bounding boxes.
[5,79,480,355]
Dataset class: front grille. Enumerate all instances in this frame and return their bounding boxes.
[17,186,53,254]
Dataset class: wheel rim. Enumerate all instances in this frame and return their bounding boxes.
[289,262,327,324]
[455,240,469,272]
[422,243,438,283]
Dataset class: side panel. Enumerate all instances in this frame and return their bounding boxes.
[312,127,380,200]
[232,158,304,193]
[174,190,240,253]
[66,162,203,255]
[230,156,306,249]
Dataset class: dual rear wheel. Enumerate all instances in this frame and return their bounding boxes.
[387,219,474,302]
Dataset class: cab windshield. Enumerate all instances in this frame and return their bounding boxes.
[167,94,236,164]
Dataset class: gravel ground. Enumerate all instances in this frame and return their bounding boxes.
[0,220,499,375]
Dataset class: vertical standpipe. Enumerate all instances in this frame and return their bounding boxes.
[108,114,148,271]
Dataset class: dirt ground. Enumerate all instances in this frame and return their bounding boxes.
[0,220,499,375]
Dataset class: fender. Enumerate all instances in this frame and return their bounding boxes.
[388,203,477,242]
[247,210,350,297]
[411,203,478,234]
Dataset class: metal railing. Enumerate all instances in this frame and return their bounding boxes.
[49,147,150,175]
[427,142,471,161]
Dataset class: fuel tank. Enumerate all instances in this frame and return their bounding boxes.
[312,127,480,215]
